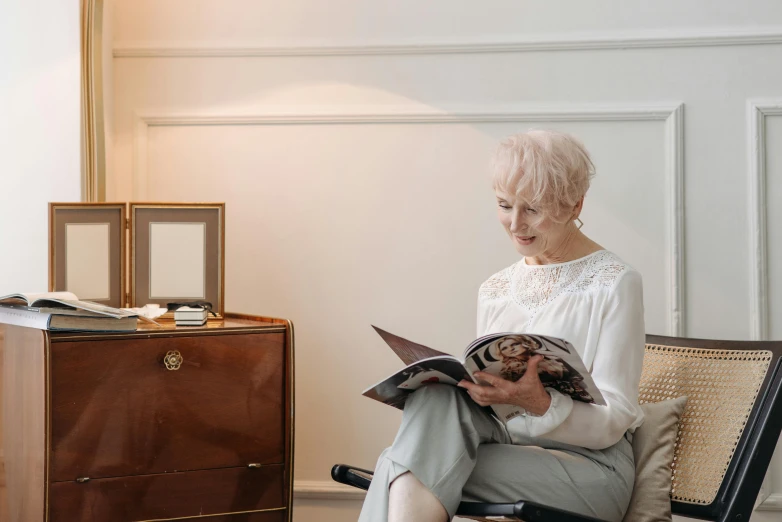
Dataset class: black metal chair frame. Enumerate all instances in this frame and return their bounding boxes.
[332,335,782,522]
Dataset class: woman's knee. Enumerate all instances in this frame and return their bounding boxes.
[407,383,461,407]
[375,446,392,468]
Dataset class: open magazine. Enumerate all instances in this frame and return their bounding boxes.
[0,291,143,332]
[0,292,136,319]
[363,326,605,422]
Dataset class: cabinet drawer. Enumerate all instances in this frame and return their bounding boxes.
[50,333,285,481]
[48,464,285,522]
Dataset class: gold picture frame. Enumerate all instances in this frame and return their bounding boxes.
[130,203,225,320]
[49,202,127,308]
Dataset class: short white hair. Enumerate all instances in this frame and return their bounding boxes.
[492,130,595,222]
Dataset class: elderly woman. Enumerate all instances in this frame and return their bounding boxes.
[358,130,645,522]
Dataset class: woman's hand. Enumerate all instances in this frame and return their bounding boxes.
[457,355,552,416]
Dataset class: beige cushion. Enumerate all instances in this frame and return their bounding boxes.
[622,396,687,522]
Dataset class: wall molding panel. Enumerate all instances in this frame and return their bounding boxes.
[666,103,685,337]
[132,103,685,336]
[114,27,782,58]
[748,99,782,512]
[748,100,782,342]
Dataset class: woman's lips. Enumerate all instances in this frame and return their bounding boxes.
[515,235,536,245]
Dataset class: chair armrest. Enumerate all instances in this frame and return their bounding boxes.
[457,500,609,522]
[331,463,374,491]
[456,501,519,518]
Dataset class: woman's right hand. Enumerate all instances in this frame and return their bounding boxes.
[458,355,552,416]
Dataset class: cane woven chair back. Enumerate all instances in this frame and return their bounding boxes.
[639,342,772,506]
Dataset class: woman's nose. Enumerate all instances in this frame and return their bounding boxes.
[510,214,527,233]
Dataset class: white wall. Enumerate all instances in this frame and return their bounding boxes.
[110,2,782,520]
[0,1,81,294]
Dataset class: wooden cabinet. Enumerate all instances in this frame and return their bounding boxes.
[1,314,294,522]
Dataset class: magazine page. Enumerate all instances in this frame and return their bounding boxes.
[47,299,137,319]
[463,333,606,410]
[0,292,135,319]
[362,356,471,410]
[462,333,505,358]
[371,326,451,366]
[0,291,79,306]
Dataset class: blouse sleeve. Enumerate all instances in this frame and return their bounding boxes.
[505,269,646,450]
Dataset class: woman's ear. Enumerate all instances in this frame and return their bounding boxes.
[572,197,584,219]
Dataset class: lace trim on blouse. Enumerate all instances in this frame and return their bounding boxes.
[478,250,629,314]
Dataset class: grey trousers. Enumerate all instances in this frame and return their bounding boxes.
[358,384,634,522]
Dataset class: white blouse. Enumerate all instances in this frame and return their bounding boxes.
[477,250,645,450]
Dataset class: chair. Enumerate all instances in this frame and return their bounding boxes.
[332,335,782,521]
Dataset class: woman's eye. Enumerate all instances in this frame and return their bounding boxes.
[526,208,538,215]
[498,203,511,210]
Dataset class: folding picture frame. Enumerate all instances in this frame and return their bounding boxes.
[49,202,127,309]
[48,202,225,320]
[130,203,225,320]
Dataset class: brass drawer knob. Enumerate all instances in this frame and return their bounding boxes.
[164,350,183,371]
[247,463,262,469]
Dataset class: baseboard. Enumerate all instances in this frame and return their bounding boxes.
[756,493,782,511]
[293,480,782,511]
[294,480,366,501]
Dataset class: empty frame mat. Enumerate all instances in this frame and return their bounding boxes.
[131,204,224,316]
[49,203,125,308]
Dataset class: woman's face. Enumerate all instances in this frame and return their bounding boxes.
[499,338,526,357]
[495,189,579,259]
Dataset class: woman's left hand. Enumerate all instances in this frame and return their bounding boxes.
[457,355,552,416]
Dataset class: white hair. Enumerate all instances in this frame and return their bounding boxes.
[492,130,595,223]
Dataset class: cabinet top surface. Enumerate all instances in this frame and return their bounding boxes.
[40,314,288,341]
